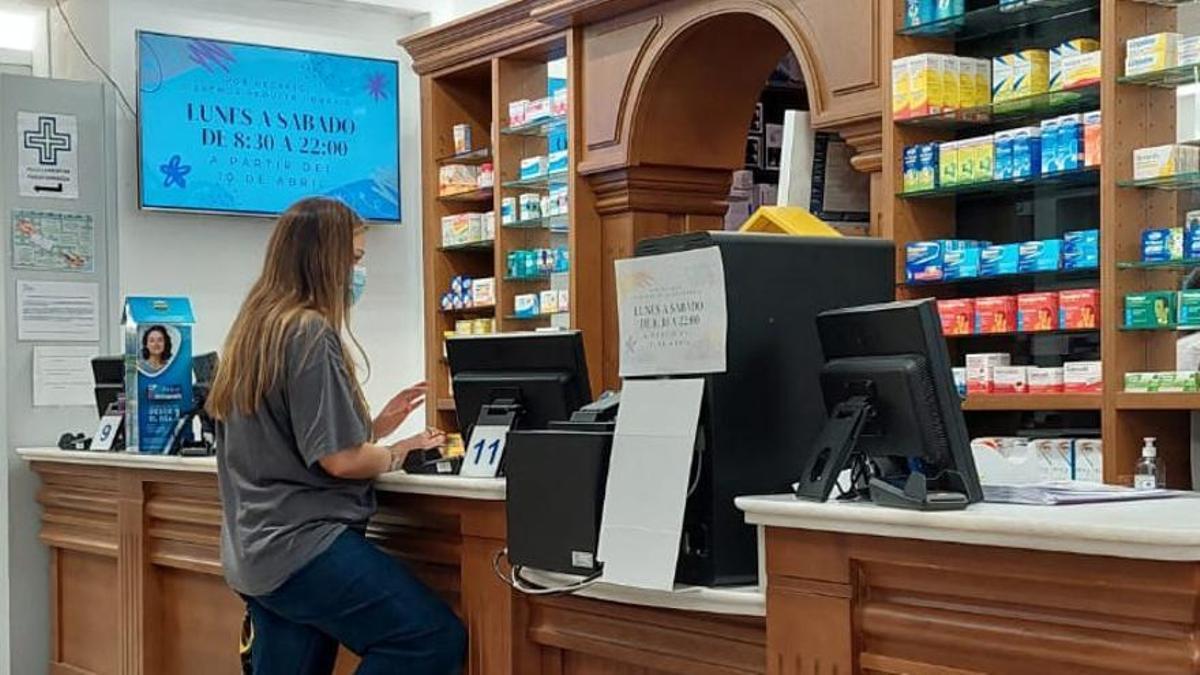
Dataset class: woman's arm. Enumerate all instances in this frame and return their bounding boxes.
[318,428,447,480]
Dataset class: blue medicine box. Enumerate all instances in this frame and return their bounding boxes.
[1063,229,1099,269]
[123,297,195,454]
[1142,227,1184,262]
[906,240,978,283]
[1018,239,1063,273]
[943,247,982,280]
[1186,213,1200,260]
[980,243,1020,277]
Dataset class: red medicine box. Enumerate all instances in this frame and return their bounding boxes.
[938,298,976,336]
[1059,288,1100,330]
[1018,292,1059,333]
[975,295,1018,334]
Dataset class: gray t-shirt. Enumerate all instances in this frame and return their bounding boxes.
[217,319,372,596]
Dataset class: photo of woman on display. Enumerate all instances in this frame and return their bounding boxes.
[140,325,174,375]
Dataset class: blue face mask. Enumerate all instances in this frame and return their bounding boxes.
[349,264,367,306]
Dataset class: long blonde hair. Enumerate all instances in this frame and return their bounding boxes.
[207,197,369,421]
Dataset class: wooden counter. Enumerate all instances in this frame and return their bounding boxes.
[737,495,1200,674]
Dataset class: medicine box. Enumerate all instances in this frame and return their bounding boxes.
[1031,439,1073,482]
[526,96,553,122]
[1181,35,1200,67]
[981,243,1020,276]
[452,124,473,154]
[1018,292,1059,332]
[966,353,1011,394]
[918,143,940,190]
[976,295,1018,334]
[1028,367,1065,393]
[992,366,1028,394]
[471,277,496,307]
[940,54,960,111]
[957,138,976,184]
[558,289,570,313]
[1133,144,1200,180]
[508,99,529,127]
[903,145,919,192]
[1063,361,1103,393]
[1012,49,1050,99]
[519,193,542,222]
[1051,39,1100,91]
[909,54,944,117]
[1158,371,1200,393]
[1063,229,1100,269]
[1141,227,1184,262]
[520,155,549,180]
[1073,439,1103,483]
[552,88,569,117]
[1018,239,1062,273]
[1059,288,1101,329]
[539,290,559,315]
[1125,291,1176,328]
[1040,117,1060,174]
[1062,51,1102,90]
[1186,211,1200,259]
[1126,32,1180,76]
[892,57,911,119]
[1124,372,1160,393]
[1083,110,1102,167]
[547,150,568,175]
[953,367,967,397]
[1179,290,1200,326]
[938,298,976,336]
[935,0,963,21]
[993,131,1013,181]
[957,57,977,108]
[1058,114,1083,172]
[907,239,974,282]
[939,142,959,187]
[501,197,517,225]
[974,58,992,108]
[992,54,1014,103]
[514,293,540,318]
[975,134,995,180]
[1012,126,1041,179]
[944,246,982,280]
[123,297,195,453]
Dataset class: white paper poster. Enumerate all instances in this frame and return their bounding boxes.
[11,209,95,273]
[615,246,727,378]
[597,378,704,591]
[18,112,80,199]
[33,345,98,407]
[16,280,99,342]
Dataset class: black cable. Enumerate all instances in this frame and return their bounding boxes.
[53,0,136,119]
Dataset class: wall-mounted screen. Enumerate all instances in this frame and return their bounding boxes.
[137,31,400,221]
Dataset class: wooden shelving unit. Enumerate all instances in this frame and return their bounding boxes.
[885,0,1194,488]
[419,31,601,434]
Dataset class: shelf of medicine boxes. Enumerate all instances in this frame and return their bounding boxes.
[501,171,570,191]
[440,305,496,318]
[961,393,1103,411]
[896,84,1100,131]
[436,147,492,164]
[895,0,1097,41]
[898,167,1100,199]
[1117,173,1200,191]
[907,266,1099,287]
[502,214,570,232]
[1118,63,1200,88]
[500,115,567,137]
[437,240,494,253]
[506,312,568,322]
[437,187,494,203]
[1118,258,1200,270]
[945,327,1100,339]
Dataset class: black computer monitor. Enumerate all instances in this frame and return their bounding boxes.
[795,298,983,511]
[446,331,592,441]
[91,355,124,418]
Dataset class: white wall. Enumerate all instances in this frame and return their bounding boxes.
[50,0,428,423]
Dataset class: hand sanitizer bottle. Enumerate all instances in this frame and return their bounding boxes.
[1134,437,1165,490]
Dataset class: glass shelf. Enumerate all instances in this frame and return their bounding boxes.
[1118,259,1200,271]
[441,306,496,317]
[896,0,1097,40]
[907,266,1098,287]
[438,187,493,203]
[501,171,570,191]
[436,147,491,164]
[896,84,1099,131]
[506,312,568,321]
[1120,323,1200,332]
[1117,173,1200,191]
[898,167,1099,199]
[1119,64,1200,88]
[945,327,1099,339]
[504,274,553,282]
[438,240,494,253]
[502,214,570,231]
[500,116,567,137]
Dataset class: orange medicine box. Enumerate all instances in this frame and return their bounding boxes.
[1084,111,1101,167]
[975,295,1018,334]
[1060,288,1100,329]
[938,298,976,336]
[1018,292,1059,332]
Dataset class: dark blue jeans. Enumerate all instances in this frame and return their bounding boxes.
[245,528,466,675]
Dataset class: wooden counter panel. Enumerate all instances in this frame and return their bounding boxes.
[155,566,243,675]
[519,594,766,675]
[764,527,1200,675]
[54,550,120,675]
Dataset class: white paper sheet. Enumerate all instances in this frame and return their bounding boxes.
[18,112,80,200]
[33,345,98,407]
[614,247,728,378]
[16,279,99,342]
[597,378,704,590]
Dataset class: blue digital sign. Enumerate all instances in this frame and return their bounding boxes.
[137,31,400,221]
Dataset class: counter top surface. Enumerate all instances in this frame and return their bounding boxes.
[736,494,1200,561]
[518,569,764,617]
[17,448,506,500]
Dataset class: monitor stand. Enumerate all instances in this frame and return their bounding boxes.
[868,472,968,512]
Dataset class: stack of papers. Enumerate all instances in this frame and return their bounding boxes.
[983,481,1182,505]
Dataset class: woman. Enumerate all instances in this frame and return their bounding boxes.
[142,325,172,373]
[207,197,466,675]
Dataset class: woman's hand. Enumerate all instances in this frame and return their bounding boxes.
[372,381,428,440]
[386,427,448,473]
